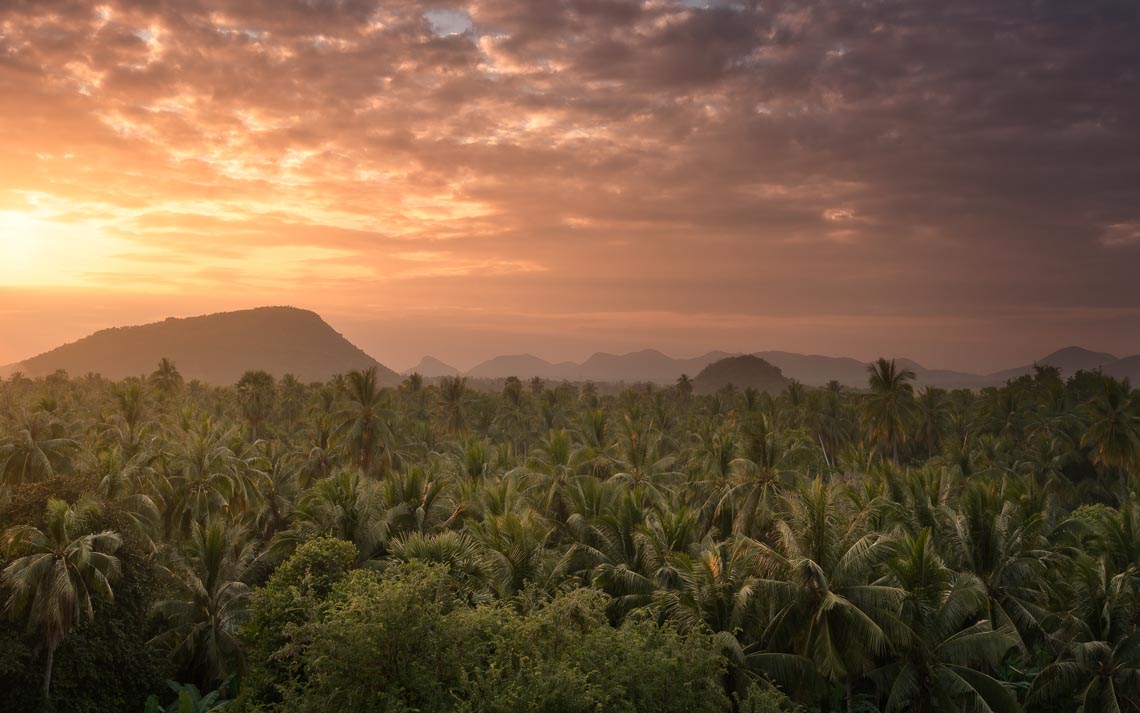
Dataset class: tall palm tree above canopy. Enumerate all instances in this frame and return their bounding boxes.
[861,358,918,463]
[335,367,396,475]
[150,357,183,397]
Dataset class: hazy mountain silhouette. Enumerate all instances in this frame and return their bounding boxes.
[752,351,871,387]
[461,346,1139,388]
[403,356,461,378]
[1105,355,1140,382]
[986,346,1124,382]
[4,308,1136,389]
[576,349,733,383]
[692,355,790,394]
[9,306,398,385]
[466,354,579,380]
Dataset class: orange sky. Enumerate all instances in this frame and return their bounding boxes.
[2,1,1139,373]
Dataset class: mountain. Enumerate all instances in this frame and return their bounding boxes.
[1105,355,1140,383]
[576,349,731,383]
[466,354,578,380]
[752,351,870,387]
[12,306,398,385]
[447,345,1140,389]
[692,355,790,394]
[987,346,1122,382]
[893,358,994,390]
[404,356,460,378]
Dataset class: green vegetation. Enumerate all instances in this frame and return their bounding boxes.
[1,360,1139,712]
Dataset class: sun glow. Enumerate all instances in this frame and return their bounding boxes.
[0,209,135,288]
[0,212,49,280]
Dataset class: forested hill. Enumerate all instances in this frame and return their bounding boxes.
[13,306,397,385]
[691,355,790,394]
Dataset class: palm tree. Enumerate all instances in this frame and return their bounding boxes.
[1027,635,1140,712]
[873,530,1018,713]
[676,374,694,401]
[1080,378,1139,495]
[236,370,276,441]
[388,530,490,599]
[609,416,681,506]
[861,358,917,462]
[940,483,1052,650]
[469,511,560,597]
[712,415,811,537]
[150,357,183,397]
[151,519,256,687]
[336,367,395,474]
[753,479,904,709]
[278,374,307,434]
[161,419,245,535]
[656,537,816,702]
[914,387,951,458]
[518,429,593,520]
[0,411,78,485]
[438,376,468,435]
[271,467,389,564]
[2,497,123,700]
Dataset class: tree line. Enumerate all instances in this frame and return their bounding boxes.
[1,358,1139,712]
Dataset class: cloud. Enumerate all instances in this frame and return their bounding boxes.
[0,0,1138,370]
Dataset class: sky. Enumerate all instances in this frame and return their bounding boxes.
[1,0,1139,374]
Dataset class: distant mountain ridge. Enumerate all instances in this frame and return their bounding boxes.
[9,306,399,385]
[402,356,460,378]
[987,346,1121,382]
[5,307,1136,389]
[444,345,1140,388]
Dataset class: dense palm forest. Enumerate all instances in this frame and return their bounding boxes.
[2,359,1139,712]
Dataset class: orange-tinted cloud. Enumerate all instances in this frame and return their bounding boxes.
[1,0,1139,372]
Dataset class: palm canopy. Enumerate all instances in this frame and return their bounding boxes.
[861,358,918,463]
[0,411,78,485]
[2,497,122,699]
[752,479,905,694]
[874,529,1019,713]
[151,518,255,687]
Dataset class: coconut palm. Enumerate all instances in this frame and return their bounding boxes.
[2,497,122,700]
[873,530,1019,713]
[0,411,78,485]
[270,467,389,564]
[161,419,245,534]
[335,367,396,474]
[656,536,817,701]
[1027,634,1140,712]
[151,519,256,687]
[1080,378,1140,495]
[861,358,917,463]
[517,429,593,520]
[150,357,184,397]
[236,370,276,442]
[940,482,1052,650]
[753,479,904,707]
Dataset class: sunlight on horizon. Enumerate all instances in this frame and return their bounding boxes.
[0,211,129,287]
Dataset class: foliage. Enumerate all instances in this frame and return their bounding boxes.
[0,358,1138,711]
